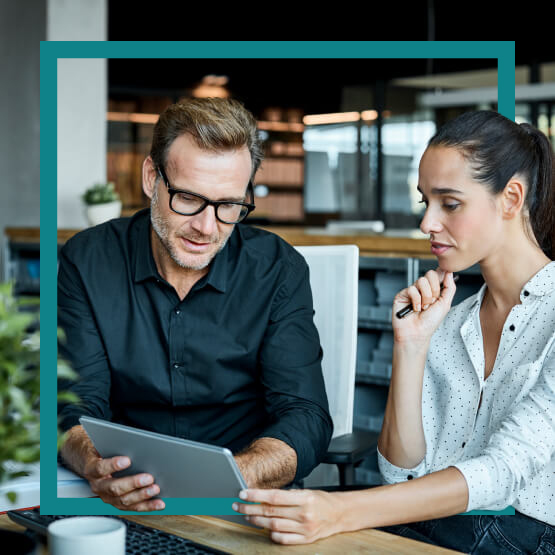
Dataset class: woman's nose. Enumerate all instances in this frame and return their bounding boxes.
[419,205,442,235]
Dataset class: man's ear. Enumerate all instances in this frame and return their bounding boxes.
[142,156,157,200]
[501,177,525,219]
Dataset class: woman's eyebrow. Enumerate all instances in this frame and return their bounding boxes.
[417,185,464,195]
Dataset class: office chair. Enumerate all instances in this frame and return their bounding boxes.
[294,245,378,489]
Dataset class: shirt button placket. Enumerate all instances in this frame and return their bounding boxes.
[170,305,187,406]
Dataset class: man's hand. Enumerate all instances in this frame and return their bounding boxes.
[83,455,165,511]
[60,424,165,511]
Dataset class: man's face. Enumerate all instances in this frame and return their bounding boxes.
[144,134,253,272]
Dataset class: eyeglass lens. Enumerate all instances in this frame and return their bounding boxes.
[171,191,249,223]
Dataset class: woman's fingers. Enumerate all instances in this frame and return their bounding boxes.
[416,276,433,308]
[439,271,457,304]
[269,531,313,545]
[425,269,442,299]
[236,501,300,521]
[406,284,422,312]
[238,488,308,506]
[245,514,303,533]
[233,488,340,545]
[398,270,450,314]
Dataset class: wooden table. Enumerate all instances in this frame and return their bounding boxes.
[5,226,434,259]
[1,512,461,554]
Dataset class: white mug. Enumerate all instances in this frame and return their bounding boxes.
[47,516,126,555]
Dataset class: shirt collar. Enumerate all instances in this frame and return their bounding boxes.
[469,260,555,308]
[132,208,229,293]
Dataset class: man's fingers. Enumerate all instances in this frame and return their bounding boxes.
[127,498,165,512]
[92,472,154,498]
[89,455,131,479]
[119,483,160,507]
[107,496,165,512]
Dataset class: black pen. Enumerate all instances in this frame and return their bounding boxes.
[395,275,459,319]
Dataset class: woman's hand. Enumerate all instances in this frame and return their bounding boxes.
[392,270,457,345]
[232,488,345,545]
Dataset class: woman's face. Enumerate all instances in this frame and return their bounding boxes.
[418,146,504,273]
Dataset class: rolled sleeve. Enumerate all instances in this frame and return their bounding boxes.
[454,345,555,511]
[257,257,333,481]
[377,446,427,484]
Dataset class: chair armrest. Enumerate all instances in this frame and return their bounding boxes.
[323,429,380,466]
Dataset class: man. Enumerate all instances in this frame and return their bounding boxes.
[57,97,333,512]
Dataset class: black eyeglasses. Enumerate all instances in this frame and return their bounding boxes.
[157,166,256,224]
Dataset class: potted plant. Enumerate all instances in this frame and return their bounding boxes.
[0,282,40,554]
[82,182,122,226]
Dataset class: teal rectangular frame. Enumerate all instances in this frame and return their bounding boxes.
[41,41,516,515]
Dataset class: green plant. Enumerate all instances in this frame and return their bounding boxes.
[82,182,120,205]
[0,283,79,503]
[0,283,40,497]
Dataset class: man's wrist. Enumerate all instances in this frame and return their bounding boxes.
[59,424,99,478]
[234,437,297,489]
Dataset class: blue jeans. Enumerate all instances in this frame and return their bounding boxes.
[380,511,555,554]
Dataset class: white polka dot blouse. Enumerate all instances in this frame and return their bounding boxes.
[378,261,555,525]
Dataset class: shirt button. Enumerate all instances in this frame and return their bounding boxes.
[523,290,529,297]
[175,309,181,315]
[173,363,180,369]
[407,474,413,480]
[509,324,515,331]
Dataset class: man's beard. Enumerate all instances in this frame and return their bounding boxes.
[150,186,231,271]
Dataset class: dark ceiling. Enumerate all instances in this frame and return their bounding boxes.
[106,5,553,117]
[108,57,503,116]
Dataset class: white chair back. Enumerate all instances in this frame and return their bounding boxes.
[294,245,359,438]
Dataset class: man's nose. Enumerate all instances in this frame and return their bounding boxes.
[190,205,218,237]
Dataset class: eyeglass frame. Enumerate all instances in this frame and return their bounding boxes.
[156,165,256,224]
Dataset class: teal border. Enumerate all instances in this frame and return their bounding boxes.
[41,41,516,516]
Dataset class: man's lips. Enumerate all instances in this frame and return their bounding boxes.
[180,237,213,252]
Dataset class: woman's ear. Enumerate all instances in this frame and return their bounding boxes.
[142,156,157,200]
[501,178,525,219]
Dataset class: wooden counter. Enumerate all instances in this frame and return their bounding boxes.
[5,226,432,258]
[1,512,461,554]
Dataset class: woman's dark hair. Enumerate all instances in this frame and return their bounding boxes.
[428,110,555,259]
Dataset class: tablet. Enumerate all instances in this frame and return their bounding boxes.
[79,416,247,498]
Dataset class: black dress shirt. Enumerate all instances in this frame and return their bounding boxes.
[57,208,333,481]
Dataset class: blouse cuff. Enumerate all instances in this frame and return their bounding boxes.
[452,457,497,511]
[377,446,427,484]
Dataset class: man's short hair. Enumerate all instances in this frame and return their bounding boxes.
[150,97,264,180]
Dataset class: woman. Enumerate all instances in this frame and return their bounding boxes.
[233,110,555,553]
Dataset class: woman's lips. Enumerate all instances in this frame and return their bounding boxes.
[430,242,452,256]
